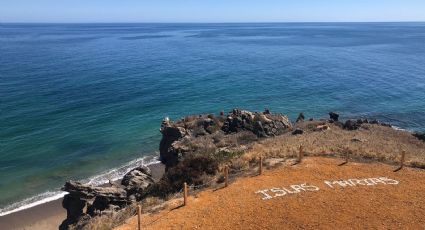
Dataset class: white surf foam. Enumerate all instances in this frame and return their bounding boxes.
[391,125,407,131]
[0,155,160,217]
[0,191,68,217]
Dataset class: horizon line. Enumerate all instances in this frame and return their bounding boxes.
[1,20,425,24]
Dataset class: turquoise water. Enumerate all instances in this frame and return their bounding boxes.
[1,23,425,214]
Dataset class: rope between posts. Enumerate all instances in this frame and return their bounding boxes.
[139,162,258,227]
[141,187,184,227]
[139,150,402,227]
[189,175,219,190]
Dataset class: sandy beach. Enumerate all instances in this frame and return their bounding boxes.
[0,199,65,230]
[0,162,164,230]
[116,157,425,229]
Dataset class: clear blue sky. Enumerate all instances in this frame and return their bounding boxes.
[1,0,424,23]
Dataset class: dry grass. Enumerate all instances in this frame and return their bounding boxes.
[74,204,137,230]
[243,123,425,168]
[85,123,425,230]
[76,197,168,230]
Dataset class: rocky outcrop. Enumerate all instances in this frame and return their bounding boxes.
[413,133,425,142]
[59,194,87,230]
[343,120,362,130]
[63,181,127,200]
[221,109,292,137]
[343,119,391,130]
[60,167,154,229]
[292,128,304,135]
[121,166,155,200]
[159,109,292,168]
[159,119,186,167]
[329,112,339,122]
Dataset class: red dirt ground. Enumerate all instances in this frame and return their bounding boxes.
[116,157,425,230]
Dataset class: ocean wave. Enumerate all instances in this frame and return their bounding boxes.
[0,191,68,217]
[0,155,160,217]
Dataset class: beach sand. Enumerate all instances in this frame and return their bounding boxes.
[0,199,65,230]
[0,162,165,230]
[117,157,425,229]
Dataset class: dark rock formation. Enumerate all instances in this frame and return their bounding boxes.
[413,133,425,142]
[296,113,305,123]
[121,166,155,199]
[159,119,186,167]
[60,167,154,229]
[59,194,87,230]
[329,112,339,122]
[221,109,292,137]
[343,120,362,130]
[63,181,127,200]
[292,128,304,135]
[159,109,292,168]
[343,118,391,131]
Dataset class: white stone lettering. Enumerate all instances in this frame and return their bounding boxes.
[257,177,398,200]
[255,189,273,200]
[324,177,399,188]
[301,183,320,191]
[255,183,320,200]
[379,177,399,185]
[270,188,287,197]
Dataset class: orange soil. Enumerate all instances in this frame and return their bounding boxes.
[116,157,425,229]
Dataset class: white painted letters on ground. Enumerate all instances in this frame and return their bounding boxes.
[324,177,399,188]
[255,177,398,200]
[255,183,320,200]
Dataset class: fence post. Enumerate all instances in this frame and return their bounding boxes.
[345,148,349,163]
[298,145,304,163]
[137,204,141,230]
[224,166,229,187]
[259,156,263,175]
[400,151,406,169]
[183,182,188,206]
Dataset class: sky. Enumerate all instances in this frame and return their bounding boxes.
[0,0,424,23]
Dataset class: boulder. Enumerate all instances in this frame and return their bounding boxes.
[292,128,304,135]
[329,112,339,122]
[63,181,127,200]
[121,166,155,198]
[221,109,292,137]
[59,194,87,230]
[343,120,361,130]
[413,133,425,142]
[159,123,186,167]
[61,180,129,229]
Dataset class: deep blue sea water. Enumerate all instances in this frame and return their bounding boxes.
[1,23,425,215]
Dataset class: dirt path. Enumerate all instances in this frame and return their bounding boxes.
[116,157,425,230]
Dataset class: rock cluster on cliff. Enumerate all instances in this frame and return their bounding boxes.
[159,109,292,168]
[60,166,154,230]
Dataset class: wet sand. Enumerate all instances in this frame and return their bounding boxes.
[0,199,65,230]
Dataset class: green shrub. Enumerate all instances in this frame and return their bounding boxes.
[149,155,219,198]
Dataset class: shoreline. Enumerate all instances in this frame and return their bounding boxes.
[0,198,65,230]
[0,116,418,218]
[1,112,423,229]
[0,161,165,230]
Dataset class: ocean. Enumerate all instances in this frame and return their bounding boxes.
[0,22,424,215]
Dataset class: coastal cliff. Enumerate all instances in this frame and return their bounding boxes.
[59,109,425,230]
